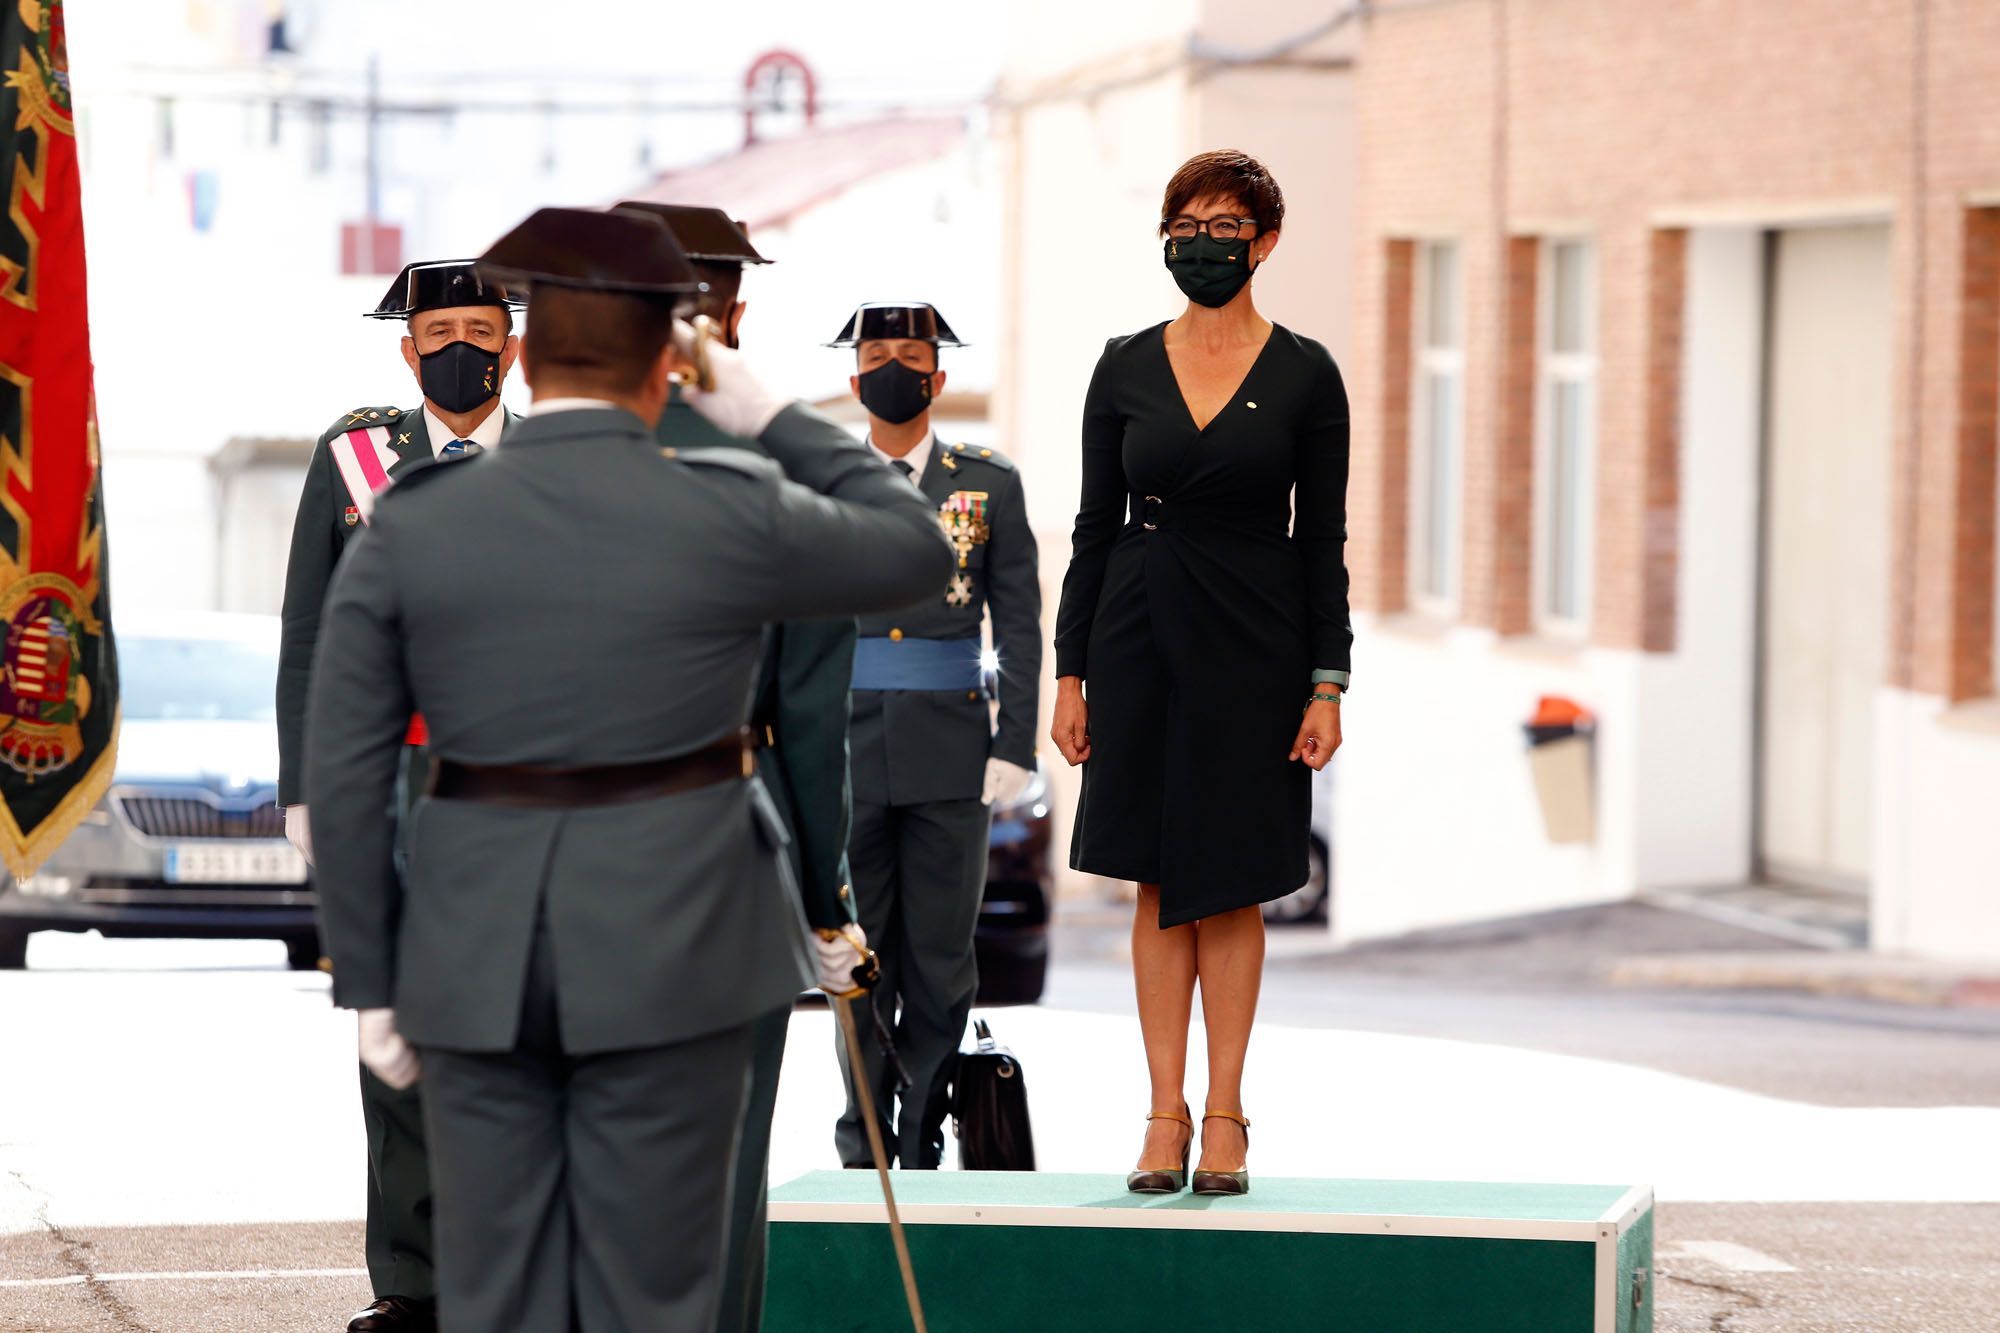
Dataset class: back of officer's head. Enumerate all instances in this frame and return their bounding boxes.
[521,287,677,399]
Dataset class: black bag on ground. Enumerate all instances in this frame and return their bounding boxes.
[950,1019,1036,1170]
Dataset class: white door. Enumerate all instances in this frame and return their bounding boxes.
[1757,224,1893,889]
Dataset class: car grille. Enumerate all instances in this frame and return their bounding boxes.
[115,795,284,840]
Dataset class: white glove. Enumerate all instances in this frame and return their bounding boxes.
[284,804,313,867]
[357,1009,421,1090]
[675,319,789,440]
[981,758,1034,808]
[814,923,871,995]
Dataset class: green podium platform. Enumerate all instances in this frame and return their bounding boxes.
[768,1171,1653,1333]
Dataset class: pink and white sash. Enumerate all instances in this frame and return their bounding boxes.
[326,425,403,524]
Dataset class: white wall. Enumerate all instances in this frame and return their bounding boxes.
[1872,695,2000,963]
[1191,11,1359,366]
[1330,621,1612,941]
[731,141,1002,409]
[1330,228,1772,941]
[101,456,218,617]
[1628,227,1762,890]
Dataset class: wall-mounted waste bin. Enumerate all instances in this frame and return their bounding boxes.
[1524,696,1594,844]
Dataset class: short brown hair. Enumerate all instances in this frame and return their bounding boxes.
[687,261,743,325]
[523,286,677,397]
[1160,150,1285,234]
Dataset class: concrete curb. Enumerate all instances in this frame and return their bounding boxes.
[1607,951,2000,1008]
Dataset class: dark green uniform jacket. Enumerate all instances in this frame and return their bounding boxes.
[851,438,1041,805]
[277,404,514,806]
[657,389,857,930]
[305,405,950,1054]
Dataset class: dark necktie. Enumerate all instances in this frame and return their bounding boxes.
[892,460,914,482]
[441,440,480,460]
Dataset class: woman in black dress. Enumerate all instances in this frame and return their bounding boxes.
[1050,150,1351,1196]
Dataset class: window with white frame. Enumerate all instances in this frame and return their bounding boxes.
[1410,241,1463,611]
[1534,238,1597,632]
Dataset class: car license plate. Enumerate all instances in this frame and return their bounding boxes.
[165,844,309,885]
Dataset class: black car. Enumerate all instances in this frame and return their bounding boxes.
[0,614,319,969]
[976,761,1054,1005]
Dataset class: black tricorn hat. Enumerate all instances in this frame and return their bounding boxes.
[474,207,702,297]
[612,202,772,266]
[825,301,965,348]
[365,260,523,320]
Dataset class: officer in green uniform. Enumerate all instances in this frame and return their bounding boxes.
[305,206,943,1332]
[828,302,1044,1168]
[277,260,521,1333]
[617,200,859,1333]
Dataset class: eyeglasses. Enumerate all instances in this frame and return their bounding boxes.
[1163,215,1255,241]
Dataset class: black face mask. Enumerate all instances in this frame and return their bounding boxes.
[418,339,503,414]
[857,359,933,425]
[1164,233,1255,308]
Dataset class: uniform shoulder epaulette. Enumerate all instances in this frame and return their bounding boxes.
[946,441,1016,473]
[317,404,412,445]
[663,446,781,481]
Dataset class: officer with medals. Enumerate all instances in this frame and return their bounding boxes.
[304,207,947,1331]
[616,199,861,1333]
[277,259,520,1333]
[828,302,1044,1169]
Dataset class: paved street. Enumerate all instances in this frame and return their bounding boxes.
[4,902,1998,1331]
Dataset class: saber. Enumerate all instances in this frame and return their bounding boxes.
[833,994,928,1333]
[824,932,924,1328]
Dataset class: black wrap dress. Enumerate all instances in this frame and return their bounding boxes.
[1053,322,1353,927]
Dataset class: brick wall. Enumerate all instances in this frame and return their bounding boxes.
[1353,0,2000,697]
[1366,239,1414,614]
[1952,207,1999,698]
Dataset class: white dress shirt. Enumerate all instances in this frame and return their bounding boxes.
[868,431,937,486]
[422,401,508,456]
[527,397,622,417]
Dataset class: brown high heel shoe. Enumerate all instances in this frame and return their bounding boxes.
[1192,1110,1251,1196]
[1125,1108,1193,1194]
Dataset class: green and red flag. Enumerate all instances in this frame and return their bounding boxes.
[0,0,117,877]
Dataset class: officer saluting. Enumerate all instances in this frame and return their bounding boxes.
[830,302,1044,1169]
[277,259,521,1333]
[617,200,862,1333]
[304,208,948,1331]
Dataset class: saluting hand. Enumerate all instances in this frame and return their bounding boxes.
[1289,697,1342,772]
[673,319,787,440]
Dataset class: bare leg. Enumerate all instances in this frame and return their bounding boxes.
[1193,904,1265,1172]
[1132,883,1198,1170]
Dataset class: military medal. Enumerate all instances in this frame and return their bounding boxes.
[945,573,973,607]
[343,506,361,527]
[936,491,990,569]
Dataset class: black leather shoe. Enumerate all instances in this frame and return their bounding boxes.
[346,1296,436,1332]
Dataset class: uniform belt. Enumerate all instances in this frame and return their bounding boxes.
[425,730,753,808]
[851,636,984,691]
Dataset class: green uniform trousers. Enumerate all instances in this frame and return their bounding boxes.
[360,744,436,1301]
[716,1004,792,1333]
[835,796,991,1169]
[419,923,753,1332]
